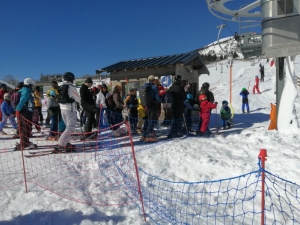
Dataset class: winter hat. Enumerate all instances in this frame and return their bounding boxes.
[187,94,193,100]
[242,87,247,91]
[199,94,207,101]
[222,100,228,106]
[1,83,7,88]
[85,78,93,84]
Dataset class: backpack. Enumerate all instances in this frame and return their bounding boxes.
[106,94,116,110]
[138,83,155,107]
[11,91,21,108]
[57,84,74,104]
[125,94,138,108]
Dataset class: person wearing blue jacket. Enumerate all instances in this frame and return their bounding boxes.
[240,87,250,114]
[0,93,18,135]
[15,78,36,150]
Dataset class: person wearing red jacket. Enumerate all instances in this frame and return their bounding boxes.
[198,94,218,135]
[252,75,261,94]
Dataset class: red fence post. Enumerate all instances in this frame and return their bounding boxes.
[17,111,28,193]
[125,121,146,221]
[258,149,267,225]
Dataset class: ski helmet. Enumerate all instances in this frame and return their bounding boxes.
[174,75,182,84]
[63,72,75,82]
[242,87,247,91]
[4,93,10,100]
[199,94,207,101]
[202,82,210,89]
[222,100,228,106]
[24,78,36,86]
[187,94,193,100]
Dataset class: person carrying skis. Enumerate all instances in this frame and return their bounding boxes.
[220,100,232,129]
[184,93,199,132]
[240,87,250,114]
[198,94,218,136]
[54,72,81,152]
[252,75,261,94]
[0,93,18,135]
[15,78,36,150]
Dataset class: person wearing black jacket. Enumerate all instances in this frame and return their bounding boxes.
[80,78,98,139]
[167,75,186,138]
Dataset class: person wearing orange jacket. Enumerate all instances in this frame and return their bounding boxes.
[252,75,261,94]
[198,94,218,136]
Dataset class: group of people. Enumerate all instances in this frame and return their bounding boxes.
[0,70,265,149]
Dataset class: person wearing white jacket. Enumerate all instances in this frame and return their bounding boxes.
[54,72,81,153]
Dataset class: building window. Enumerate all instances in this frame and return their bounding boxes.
[277,0,294,15]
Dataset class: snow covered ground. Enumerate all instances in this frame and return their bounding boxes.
[1,56,300,224]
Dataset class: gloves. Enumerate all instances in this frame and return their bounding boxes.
[215,102,218,104]
[5,114,10,117]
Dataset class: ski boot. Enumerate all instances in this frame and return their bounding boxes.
[53,143,76,153]
[14,142,37,151]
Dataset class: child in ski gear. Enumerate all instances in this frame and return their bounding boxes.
[137,99,145,132]
[0,84,8,122]
[15,78,36,149]
[198,94,218,135]
[240,87,250,113]
[220,100,232,129]
[252,76,261,94]
[55,72,81,152]
[124,88,138,133]
[46,90,61,140]
[31,107,41,134]
[184,94,199,131]
[0,93,18,135]
[45,80,59,127]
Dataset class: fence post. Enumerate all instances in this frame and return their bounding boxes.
[125,121,147,221]
[17,111,28,193]
[258,149,267,225]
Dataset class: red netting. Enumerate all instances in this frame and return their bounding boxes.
[0,113,143,208]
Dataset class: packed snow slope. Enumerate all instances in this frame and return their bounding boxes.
[1,57,300,225]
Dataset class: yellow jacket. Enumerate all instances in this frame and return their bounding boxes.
[34,91,42,107]
[137,99,145,118]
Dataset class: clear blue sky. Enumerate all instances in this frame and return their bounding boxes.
[0,0,261,82]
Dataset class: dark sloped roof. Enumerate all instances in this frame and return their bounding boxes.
[98,51,201,73]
